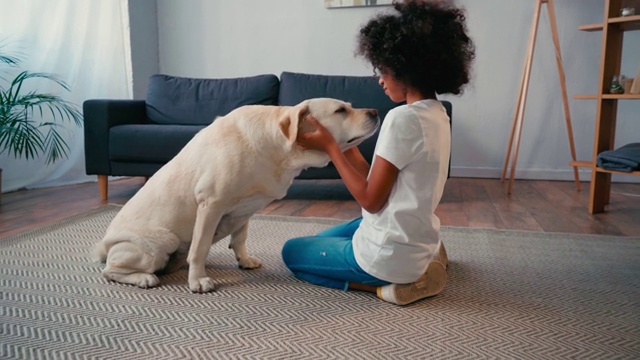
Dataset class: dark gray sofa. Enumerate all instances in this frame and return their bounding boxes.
[83,72,451,200]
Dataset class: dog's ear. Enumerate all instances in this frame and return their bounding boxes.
[279,104,309,145]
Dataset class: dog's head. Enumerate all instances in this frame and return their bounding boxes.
[279,98,380,151]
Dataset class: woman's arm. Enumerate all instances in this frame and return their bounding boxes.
[297,116,398,213]
[343,147,370,178]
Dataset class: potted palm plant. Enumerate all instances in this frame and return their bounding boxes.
[0,43,82,203]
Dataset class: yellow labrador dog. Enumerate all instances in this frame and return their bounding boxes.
[93,98,379,293]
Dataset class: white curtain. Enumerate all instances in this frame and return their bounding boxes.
[0,0,131,193]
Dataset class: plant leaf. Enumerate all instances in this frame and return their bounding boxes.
[42,125,70,164]
[0,61,83,163]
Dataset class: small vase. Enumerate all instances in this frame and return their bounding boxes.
[621,7,635,16]
[610,75,624,94]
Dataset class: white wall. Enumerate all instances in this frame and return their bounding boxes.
[155,0,640,183]
[128,0,159,99]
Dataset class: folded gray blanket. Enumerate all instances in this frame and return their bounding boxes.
[596,142,640,172]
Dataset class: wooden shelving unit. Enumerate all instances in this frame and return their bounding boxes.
[573,0,640,214]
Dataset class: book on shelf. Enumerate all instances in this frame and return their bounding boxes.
[629,63,640,94]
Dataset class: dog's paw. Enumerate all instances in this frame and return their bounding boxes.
[238,256,262,270]
[102,271,159,289]
[189,277,216,293]
[134,274,160,288]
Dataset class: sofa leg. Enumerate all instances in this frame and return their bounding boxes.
[98,175,108,201]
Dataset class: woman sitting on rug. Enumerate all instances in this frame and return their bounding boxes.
[281,0,475,305]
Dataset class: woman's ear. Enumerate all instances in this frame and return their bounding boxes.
[279,103,309,145]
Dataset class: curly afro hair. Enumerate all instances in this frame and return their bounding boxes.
[356,0,475,96]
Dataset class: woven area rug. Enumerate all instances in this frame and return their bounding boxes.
[1,205,639,360]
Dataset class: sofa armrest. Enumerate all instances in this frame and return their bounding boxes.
[83,99,147,175]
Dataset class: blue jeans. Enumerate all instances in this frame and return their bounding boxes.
[281,218,390,291]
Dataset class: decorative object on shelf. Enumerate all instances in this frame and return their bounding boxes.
[502,0,581,194]
[623,76,635,93]
[620,7,635,16]
[0,41,83,204]
[609,75,625,94]
[325,0,393,8]
[630,64,640,94]
[596,143,640,172]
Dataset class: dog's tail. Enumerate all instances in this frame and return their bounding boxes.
[91,241,108,263]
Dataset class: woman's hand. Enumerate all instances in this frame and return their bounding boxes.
[296,115,337,153]
[297,116,396,213]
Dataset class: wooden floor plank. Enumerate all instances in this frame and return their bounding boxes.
[435,180,469,227]
[481,179,543,232]
[1,177,639,237]
[507,180,586,234]
[590,183,640,237]
[331,200,362,220]
[259,199,310,217]
[531,181,624,236]
[297,200,348,218]
[458,180,504,229]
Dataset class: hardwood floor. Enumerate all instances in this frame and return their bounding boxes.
[1,177,639,238]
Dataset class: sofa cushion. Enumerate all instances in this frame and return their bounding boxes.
[146,74,279,125]
[110,124,204,163]
[278,71,400,120]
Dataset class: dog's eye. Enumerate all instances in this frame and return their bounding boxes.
[335,107,346,113]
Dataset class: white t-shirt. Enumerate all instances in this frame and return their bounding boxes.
[352,99,451,284]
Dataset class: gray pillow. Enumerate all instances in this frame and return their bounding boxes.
[146,74,279,125]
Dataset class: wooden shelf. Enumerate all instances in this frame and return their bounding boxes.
[570,160,640,176]
[596,167,640,176]
[579,23,604,31]
[577,1,640,214]
[609,15,640,30]
[579,15,640,31]
[568,160,593,168]
[574,94,598,99]
[602,94,640,99]
[574,94,640,99]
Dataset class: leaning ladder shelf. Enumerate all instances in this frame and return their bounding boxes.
[572,2,640,214]
[502,0,581,194]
